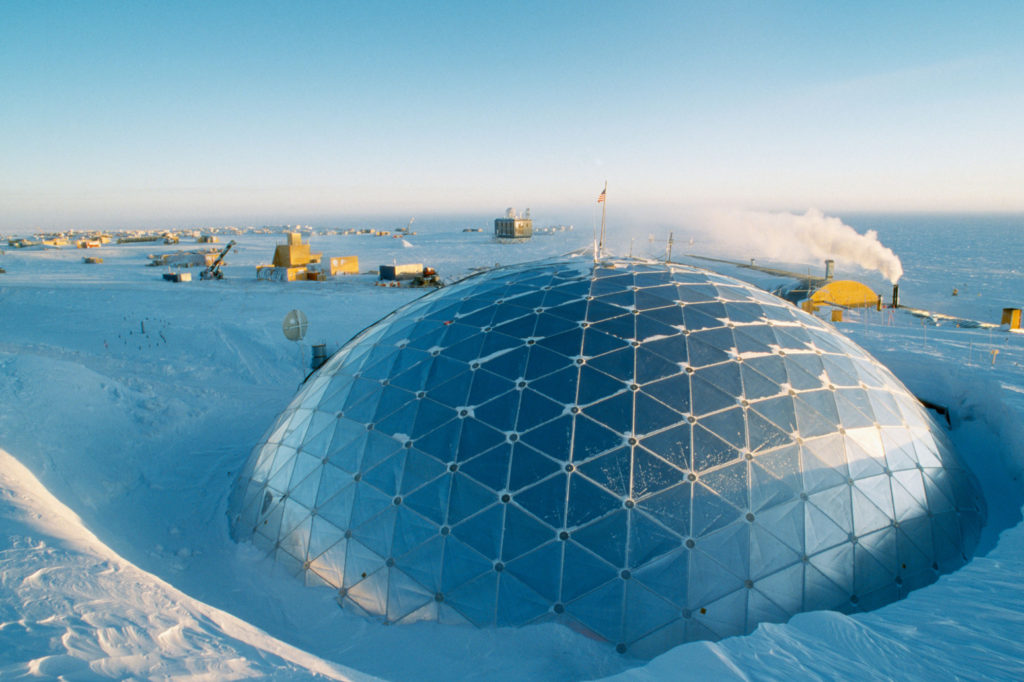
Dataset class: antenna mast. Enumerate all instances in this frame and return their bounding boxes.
[597,181,608,257]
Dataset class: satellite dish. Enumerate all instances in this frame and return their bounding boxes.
[282,309,308,341]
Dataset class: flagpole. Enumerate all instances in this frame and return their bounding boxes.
[598,181,607,257]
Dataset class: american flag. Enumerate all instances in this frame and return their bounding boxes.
[597,188,606,203]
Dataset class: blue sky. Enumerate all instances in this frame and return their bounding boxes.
[2,1,1023,229]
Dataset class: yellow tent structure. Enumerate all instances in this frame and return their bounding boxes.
[807,280,879,309]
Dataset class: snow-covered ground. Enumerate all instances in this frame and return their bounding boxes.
[1,222,1022,679]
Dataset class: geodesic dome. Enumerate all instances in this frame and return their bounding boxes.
[228,257,985,657]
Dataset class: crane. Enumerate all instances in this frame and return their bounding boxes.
[200,240,236,280]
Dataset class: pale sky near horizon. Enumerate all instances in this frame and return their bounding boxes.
[2,1,1023,230]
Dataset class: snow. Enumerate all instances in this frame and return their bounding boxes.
[0,448,371,680]
[1,221,1023,679]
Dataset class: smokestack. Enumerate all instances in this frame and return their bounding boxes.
[891,284,900,309]
[824,259,835,281]
[311,343,328,370]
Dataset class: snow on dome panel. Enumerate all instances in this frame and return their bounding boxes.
[228,257,986,658]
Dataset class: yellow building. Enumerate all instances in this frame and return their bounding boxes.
[258,233,357,282]
[1003,308,1022,329]
[806,280,880,310]
[272,233,322,267]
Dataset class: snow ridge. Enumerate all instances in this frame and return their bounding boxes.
[0,447,371,681]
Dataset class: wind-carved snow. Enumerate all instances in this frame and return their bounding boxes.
[0,448,367,681]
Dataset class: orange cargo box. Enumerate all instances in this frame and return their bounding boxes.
[330,256,359,275]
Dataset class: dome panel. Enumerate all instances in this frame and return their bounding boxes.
[229,257,986,658]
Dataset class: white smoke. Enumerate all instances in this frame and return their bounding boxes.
[692,208,903,283]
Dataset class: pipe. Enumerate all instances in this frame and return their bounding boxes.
[891,284,900,309]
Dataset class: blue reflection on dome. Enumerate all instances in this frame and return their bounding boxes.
[229,257,985,657]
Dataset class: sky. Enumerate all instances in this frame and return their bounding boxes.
[2,1,1024,230]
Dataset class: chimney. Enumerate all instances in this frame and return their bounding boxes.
[824,259,835,281]
[311,343,328,370]
[891,284,900,309]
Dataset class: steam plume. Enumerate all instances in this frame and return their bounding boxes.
[691,208,903,283]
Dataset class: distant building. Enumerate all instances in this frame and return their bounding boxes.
[494,207,532,239]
